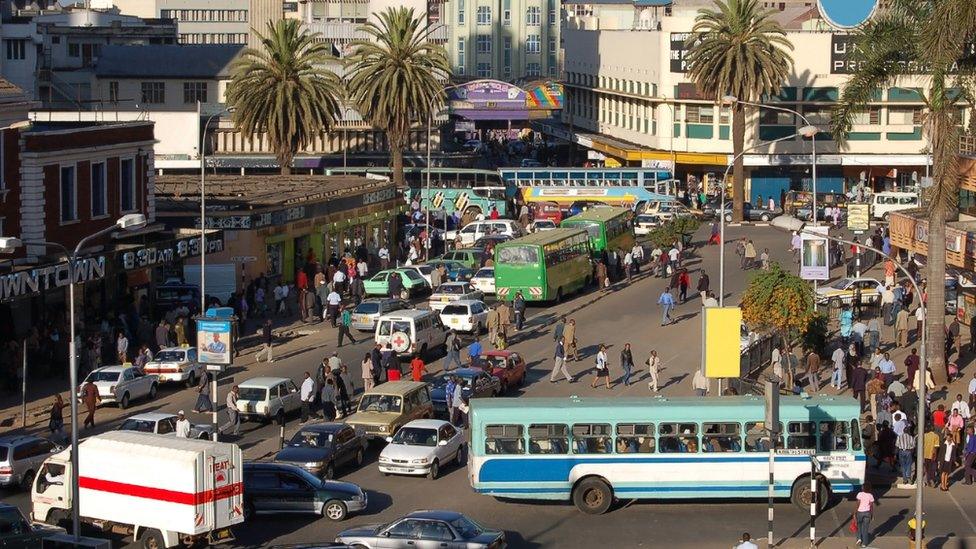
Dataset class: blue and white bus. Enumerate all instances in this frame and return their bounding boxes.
[468,395,865,514]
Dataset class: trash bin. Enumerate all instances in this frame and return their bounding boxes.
[908,517,926,543]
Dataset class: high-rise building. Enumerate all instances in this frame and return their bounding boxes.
[99,0,249,44]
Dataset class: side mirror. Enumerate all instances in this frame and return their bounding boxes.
[385,436,393,443]
[438,439,448,446]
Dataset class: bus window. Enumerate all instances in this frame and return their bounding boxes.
[572,424,612,454]
[744,422,782,451]
[850,419,862,451]
[787,422,817,450]
[616,423,655,454]
[659,423,698,453]
[498,246,539,265]
[528,424,569,455]
[485,425,524,455]
[702,423,742,452]
[819,421,850,451]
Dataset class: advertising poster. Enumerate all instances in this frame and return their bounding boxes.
[197,319,232,365]
[704,307,742,378]
[800,226,830,281]
[846,204,870,233]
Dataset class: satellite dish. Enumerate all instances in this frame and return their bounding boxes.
[817,0,878,29]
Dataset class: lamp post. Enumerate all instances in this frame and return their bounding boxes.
[0,213,148,541]
[772,215,926,549]
[199,107,234,315]
[342,106,357,170]
[717,126,818,306]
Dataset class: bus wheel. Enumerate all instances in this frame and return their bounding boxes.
[790,477,829,512]
[573,477,613,514]
[556,288,563,303]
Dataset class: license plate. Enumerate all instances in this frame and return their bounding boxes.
[441,297,449,302]
[209,528,235,544]
[451,319,459,325]
[357,316,368,323]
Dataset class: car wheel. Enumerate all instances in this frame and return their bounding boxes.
[725,213,732,222]
[883,212,891,222]
[355,448,364,466]
[324,500,348,521]
[275,409,285,426]
[428,460,439,480]
[141,528,165,549]
[185,371,196,389]
[148,384,158,400]
[20,469,35,491]
[455,445,465,466]
[324,462,335,480]
[120,393,130,409]
[760,214,770,222]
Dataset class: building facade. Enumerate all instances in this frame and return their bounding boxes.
[99,0,249,44]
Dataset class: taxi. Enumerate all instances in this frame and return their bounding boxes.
[427,282,483,312]
[142,347,205,387]
[815,276,882,307]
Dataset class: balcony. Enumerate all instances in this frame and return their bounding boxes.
[307,21,371,42]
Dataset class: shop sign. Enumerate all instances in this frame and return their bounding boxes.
[363,187,396,206]
[0,257,106,302]
[670,33,701,73]
[846,204,870,232]
[121,236,224,270]
[203,216,252,230]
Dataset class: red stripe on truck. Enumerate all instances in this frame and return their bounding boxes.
[80,477,242,505]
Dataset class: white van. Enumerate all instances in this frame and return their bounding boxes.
[375,309,448,358]
[871,191,919,220]
[445,220,525,246]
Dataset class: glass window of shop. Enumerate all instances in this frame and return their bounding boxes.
[267,242,283,277]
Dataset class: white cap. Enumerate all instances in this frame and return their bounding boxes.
[178,410,185,416]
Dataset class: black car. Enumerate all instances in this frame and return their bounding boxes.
[718,202,783,222]
[273,422,367,479]
[0,503,64,547]
[243,462,367,522]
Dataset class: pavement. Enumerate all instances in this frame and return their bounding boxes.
[2,223,976,548]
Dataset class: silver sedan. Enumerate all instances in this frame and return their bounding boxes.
[350,298,412,331]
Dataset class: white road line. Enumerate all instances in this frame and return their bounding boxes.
[948,487,976,534]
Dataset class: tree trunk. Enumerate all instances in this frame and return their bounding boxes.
[926,205,947,384]
[391,142,405,188]
[732,105,745,222]
[277,147,293,175]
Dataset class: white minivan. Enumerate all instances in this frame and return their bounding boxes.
[375,309,448,359]
[445,220,525,246]
[871,191,919,220]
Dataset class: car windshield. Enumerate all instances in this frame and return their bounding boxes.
[497,246,538,265]
[474,269,493,278]
[830,278,853,290]
[438,285,467,295]
[441,304,469,315]
[290,430,333,448]
[636,215,656,223]
[416,266,433,274]
[450,516,485,538]
[119,419,156,432]
[480,356,507,369]
[370,272,390,281]
[391,427,438,446]
[354,302,380,314]
[153,351,185,362]
[87,370,120,382]
[378,320,411,336]
[358,394,402,413]
[238,387,267,401]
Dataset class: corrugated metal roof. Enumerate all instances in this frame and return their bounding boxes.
[0,78,28,104]
[94,44,243,79]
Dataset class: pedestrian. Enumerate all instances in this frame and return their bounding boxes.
[692,369,709,397]
[760,248,770,270]
[254,319,274,363]
[743,240,757,270]
[550,337,572,383]
[853,483,876,547]
[194,371,213,412]
[486,306,499,348]
[48,394,64,441]
[334,370,351,417]
[805,349,821,393]
[905,348,920,388]
[361,353,375,391]
[513,291,526,331]
[658,287,675,326]
[155,320,170,351]
[563,318,579,362]
[81,380,100,429]
[174,317,187,347]
[444,330,462,371]
[175,410,191,438]
[552,316,566,346]
[951,393,971,420]
[866,372,885,422]
[596,260,609,290]
[300,371,315,422]
[963,426,976,484]
[457,395,470,429]
[623,250,633,283]
[851,362,868,411]
[321,378,337,421]
[116,331,129,363]
[620,343,634,386]
[326,288,342,326]
[896,307,910,347]
[939,434,957,490]
[468,338,483,366]
[697,272,710,304]
[677,270,690,303]
[896,425,916,485]
[647,350,661,392]
[591,344,611,389]
[220,385,240,436]
[410,353,427,382]
[734,533,758,549]
[923,424,940,487]
[383,344,401,381]
[337,305,357,347]
[497,300,512,341]
[950,317,962,359]
[830,344,845,389]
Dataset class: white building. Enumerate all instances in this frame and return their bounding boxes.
[97,0,249,44]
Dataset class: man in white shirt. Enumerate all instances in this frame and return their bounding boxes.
[175,410,191,438]
[300,371,315,423]
[326,290,342,327]
[734,532,759,549]
[951,393,971,419]
[332,269,347,293]
[667,246,680,271]
[378,246,390,270]
[831,346,846,389]
[892,410,907,436]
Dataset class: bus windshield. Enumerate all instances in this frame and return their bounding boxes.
[497,246,539,265]
[562,221,601,239]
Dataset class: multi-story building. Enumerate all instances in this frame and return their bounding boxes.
[552,0,953,203]
[444,0,560,80]
[96,0,249,44]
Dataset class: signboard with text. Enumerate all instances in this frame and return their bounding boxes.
[800,226,830,280]
[197,319,232,365]
[846,204,870,232]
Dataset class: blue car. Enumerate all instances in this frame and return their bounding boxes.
[425,260,476,282]
[429,368,502,416]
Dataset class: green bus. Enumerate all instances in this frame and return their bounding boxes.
[560,207,636,259]
[494,229,591,302]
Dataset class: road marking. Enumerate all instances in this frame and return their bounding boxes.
[948,487,976,534]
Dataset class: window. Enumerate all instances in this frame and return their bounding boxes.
[526,34,541,53]
[658,422,698,453]
[140,82,165,104]
[503,36,512,70]
[803,107,832,126]
[745,422,782,451]
[457,38,465,73]
[476,35,491,53]
[91,162,107,218]
[759,109,794,125]
[477,62,491,77]
[108,81,119,103]
[503,9,511,24]
[549,8,556,24]
[68,43,80,57]
[572,424,612,454]
[851,107,881,125]
[485,424,524,454]
[60,165,77,223]
[526,6,541,25]
[5,40,25,60]
[120,158,137,211]
[183,82,208,104]
[818,421,851,451]
[616,423,655,453]
[786,421,817,450]
[888,107,923,125]
[702,423,741,452]
[686,105,714,124]
[528,423,568,454]
[457,2,464,24]
[476,5,491,24]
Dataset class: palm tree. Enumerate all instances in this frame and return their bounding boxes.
[684,0,794,222]
[226,19,342,175]
[831,0,959,384]
[345,7,450,187]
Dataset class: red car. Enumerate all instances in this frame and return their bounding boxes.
[479,350,526,391]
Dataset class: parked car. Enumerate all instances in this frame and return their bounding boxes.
[344,381,433,440]
[242,462,367,522]
[871,191,919,220]
[237,377,302,424]
[378,419,465,479]
[336,510,506,548]
[0,436,61,490]
[142,347,205,388]
[439,249,484,270]
[438,300,489,334]
[470,267,495,295]
[430,368,501,417]
[274,422,368,480]
[401,265,435,287]
[479,350,527,391]
[350,298,412,332]
[117,411,215,440]
[719,202,783,222]
[0,502,64,544]
[428,282,484,312]
[363,269,430,297]
[815,277,883,307]
[78,365,158,409]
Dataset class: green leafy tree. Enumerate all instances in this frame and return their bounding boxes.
[225,19,342,175]
[345,7,450,187]
[831,0,959,383]
[684,0,794,221]
[741,264,815,366]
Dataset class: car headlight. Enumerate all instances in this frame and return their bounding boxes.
[378,456,392,463]
[411,458,429,464]
[304,461,324,468]
[378,425,388,433]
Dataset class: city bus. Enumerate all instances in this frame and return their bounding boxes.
[559,207,636,259]
[493,228,591,302]
[519,186,672,211]
[468,395,865,514]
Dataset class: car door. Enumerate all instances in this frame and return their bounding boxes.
[157,417,176,436]
[131,369,150,399]
[244,471,280,512]
[119,368,136,399]
[437,424,459,463]
[333,427,355,465]
[377,518,423,548]
[415,519,459,549]
[277,471,316,513]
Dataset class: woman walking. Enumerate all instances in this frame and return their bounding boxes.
[591,344,611,389]
[939,432,957,491]
[853,483,876,547]
[48,394,65,442]
[620,343,635,386]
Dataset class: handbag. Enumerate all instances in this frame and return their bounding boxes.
[848,517,858,534]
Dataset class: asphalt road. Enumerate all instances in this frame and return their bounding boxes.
[4,223,976,548]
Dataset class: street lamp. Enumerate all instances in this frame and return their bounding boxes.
[0,213,147,541]
[200,107,234,314]
[717,125,818,305]
[771,214,926,549]
[341,106,357,170]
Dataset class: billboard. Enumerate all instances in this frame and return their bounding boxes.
[846,204,870,232]
[704,307,742,378]
[197,319,233,365]
[800,226,830,281]
[447,80,528,121]
[525,81,564,110]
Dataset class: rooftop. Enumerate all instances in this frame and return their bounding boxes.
[94,44,242,79]
[0,78,28,105]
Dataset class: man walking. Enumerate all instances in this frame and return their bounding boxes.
[743,240,757,270]
[692,369,709,397]
[805,349,821,393]
[513,291,527,331]
[81,379,100,429]
[550,338,572,383]
[337,305,357,347]
[896,427,916,486]
[497,300,512,340]
[326,288,342,327]
[563,319,579,362]
[658,287,675,326]
[443,330,462,371]
[697,272,710,304]
[647,350,661,392]
[896,307,910,348]
[254,319,274,363]
[963,426,976,484]
[300,372,315,422]
[620,343,635,386]
[486,306,499,348]
[221,385,241,436]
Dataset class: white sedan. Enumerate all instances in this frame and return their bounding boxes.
[142,347,205,387]
[378,419,465,480]
[439,299,489,333]
[428,282,484,312]
[78,365,158,409]
[634,214,664,236]
[470,267,495,295]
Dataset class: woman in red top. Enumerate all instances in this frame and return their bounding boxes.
[678,270,691,303]
[933,404,948,429]
[410,354,427,382]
